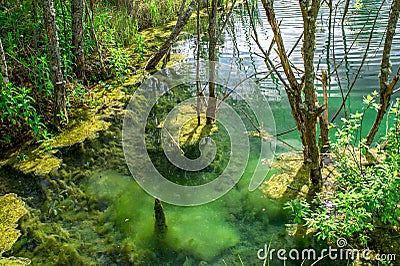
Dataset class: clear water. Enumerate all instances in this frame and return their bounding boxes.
[84,1,400,265]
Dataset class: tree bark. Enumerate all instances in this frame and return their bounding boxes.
[206,0,218,125]
[0,37,9,84]
[72,0,85,81]
[145,0,199,70]
[366,0,400,146]
[43,0,68,127]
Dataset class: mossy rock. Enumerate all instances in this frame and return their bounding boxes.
[0,194,30,265]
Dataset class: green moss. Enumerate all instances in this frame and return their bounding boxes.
[179,115,218,148]
[0,194,30,265]
[0,257,31,266]
[49,120,111,149]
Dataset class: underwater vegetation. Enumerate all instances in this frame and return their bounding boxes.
[85,170,240,262]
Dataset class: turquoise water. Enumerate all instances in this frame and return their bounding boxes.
[174,0,400,148]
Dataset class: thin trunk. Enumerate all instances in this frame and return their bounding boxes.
[145,0,199,70]
[319,70,330,154]
[366,0,400,146]
[60,0,68,48]
[84,0,106,76]
[43,0,68,127]
[196,0,202,126]
[261,0,304,133]
[0,37,9,84]
[72,0,85,81]
[299,0,322,186]
[206,0,217,125]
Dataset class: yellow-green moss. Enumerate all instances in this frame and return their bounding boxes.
[0,118,110,176]
[179,115,218,147]
[0,194,30,265]
[0,257,31,266]
[49,119,110,149]
[260,153,305,199]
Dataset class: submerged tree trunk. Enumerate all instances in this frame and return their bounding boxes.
[72,0,85,81]
[366,0,400,146]
[0,37,9,84]
[43,0,68,127]
[206,0,218,125]
[154,198,167,238]
[261,0,322,186]
[145,0,199,70]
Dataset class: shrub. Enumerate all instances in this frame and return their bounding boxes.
[285,97,400,247]
[0,82,49,147]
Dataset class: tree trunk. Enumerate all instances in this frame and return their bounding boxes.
[0,37,9,84]
[319,70,330,154]
[261,0,322,186]
[300,0,322,185]
[206,0,218,125]
[154,198,167,238]
[366,0,400,146]
[72,0,85,81]
[145,0,199,70]
[43,0,68,127]
[84,0,106,76]
[196,0,202,126]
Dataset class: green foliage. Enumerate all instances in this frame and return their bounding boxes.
[95,0,181,47]
[285,96,400,249]
[133,34,145,59]
[354,0,363,10]
[0,83,49,144]
[108,48,132,82]
[66,83,91,107]
[283,199,310,224]
[0,0,183,149]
